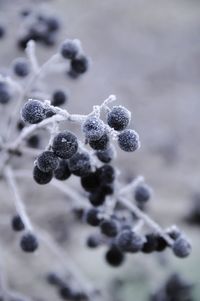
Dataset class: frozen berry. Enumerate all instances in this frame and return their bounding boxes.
[142,233,158,253]
[0,82,12,104]
[52,131,78,159]
[97,164,115,184]
[117,229,144,253]
[172,236,192,258]
[54,160,71,181]
[107,105,131,131]
[27,134,40,148]
[86,234,101,248]
[20,232,38,252]
[11,214,25,231]
[21,99,46,124]
[105,246,125,267]
[68,151,92,177]
[100,219,119,237]
[81,171,100,192]
[85,208,102,226]
[89,133,109,151]
[82,116,105,142]
[118,129,140,152]
[96,145,115,163]
[37,151,59,173]
[33,165,53,185]
[134,183,152,203]
[71,55,89,74]
[13,58,30,77]
[60,39,80,60]
[52,90,67,107]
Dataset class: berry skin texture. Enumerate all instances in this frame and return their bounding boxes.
[71,55,89,74]
[11,215,25,232]
[33,165,53,185]
[52,90,67,107]
[172,236,192,258]
[13,58,30,77]
[118,129,140,152]
[21,99,46,124]
[100,219,119,237]
[117,229,144,253]
[37,151,59,173]
[97,164,115,184]
[20,232,39,252]
[60,39,79,60]
[85,208,102,226]
[105,246,125,267]
[82,116,105,142]
[89,190,106,207]
[107,105,131,131]
[52,131,78,159]
[68,151,92,177]
[134,184,152,203]
[0,82,12,104]
[142,233,158,253]
[54,160,71,181]
[81,171,100,192]
[96,145,115,163]
[89,133,109,151]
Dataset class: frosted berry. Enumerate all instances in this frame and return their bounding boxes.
[13,58,30,77]
[52,131,78,159]
[71,55,89,74]
[82,116,105,142]
[21,99,46,124]
[100,219,119,237]
[118,129,140,152]
[0,82,12,104]
[172,236,192,258]
[81,171,100,192]
[85,208,102,227]
[142,233,158,253]
[107,105,131,131]
[54,160,71,181]
[37,151,59,173]
[96,145,115,163]
[86,234,101,248]
[11,214,25,232]
[68,151,92,177]
[20,232,39,252]
[89,133,109,151]
[117,229,144,253]
[134,183,152,203]
[33,165,53,185]
[97,164,115,184]
[52,90,67,107]
[60,39,79,60]
[105,246,125,267]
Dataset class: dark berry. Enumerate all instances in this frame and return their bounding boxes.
[89,190,106,207]
[52,90,67,107]
[17,120,25,131]
[105,246,125,267]
[68,151,92,177]
[97,164,115,184]
[96,146,115,163]
[37,151,59,173]
[172,236,192,258]
[54,160,71,181]
[100,219,119,237]
[52,131,78,159]
[142,233,158,253]
[60,40,80,60]
[107,105,131,131]
[86,234,101,248]
[0,82,12,104]
[71,55,89,74]
[156,236,169,252]
[134,184,152,203]
[21,99,46,124]
[13,58,30,77]
[11,215,25,232]
[82,116,105,142]
[117,229,144,253]
[89,133,109,151]
[85,208,102,226]
[81,171,100,192]
[27,134,40,148]
[20,232,38,252]
[46,16,60,32]
[33,165,53,185]
[59,284,73,300]
[118,129,140,152]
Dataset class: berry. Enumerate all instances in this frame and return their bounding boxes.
[82,116,105,142]
[117,229,144,253]
[59,284,73,300]
[105,246,125,267]
[142,233,158,253]
[0,25,5,38]
[52,131,78,159]
[0,82,12,104]
[46,272,63,286]
[46,16,60,32]
[86,234,101,248]
[85,208,102,227]
[118,129,140,152]
[107,105,131,131]
[172,236,192,258]
[52,90,67,107]
[100,219,119,237]
[81,171,100,192]
[13,58,30,77]
[60,40,80,60]
[156,236,168,252]
[37,151,59,173]
[96,145,115,163]
[89,190,106,207]
[33,165,53,185]
[27,134,40,148]
[89,133,109,151]
[20,232,39,252]
[134,183,152,203]
[11,215,25,231]
[21,99,46,124]
[68,151,92,177]
[17,120,25,131]
[97,164,115,184]
[166,225,182,240]
[71,55,89,74]
[54,160,71,181]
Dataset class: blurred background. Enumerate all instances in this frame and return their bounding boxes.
[0,0,199,300]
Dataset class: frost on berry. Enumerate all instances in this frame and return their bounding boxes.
[68,151,92,177]
[52,131,78,159]
[118,129,140,152]
[172,236,192,258]
[117,229,144,253]
[37,151,59,173]
[82,116,105,141]
[107,105,131,131]
[33,165,53,185]
[21,99,46,124]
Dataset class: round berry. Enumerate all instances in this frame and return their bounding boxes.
[68,151,92,177]
[86,234,101,248]
[37,151,59,173]
[89,190,106,207]
[134,184,152,203]
[85,208,102,226]
[97,164,115,184]
[33,165,53,185]
[117,229,144,253]
[0,82,12,104]
[118,129,140,152]
[46,16,60,32]
[21,99,46,124]
[59,284,73,300]
[96,145,115,163]
[52,131,78,159]
[100,219,119,237]
[107,105,131,131]
[89,133,109,151]
[27,134,40,148]
[54,160,71,181]
[71,55,89,74]
[11,215,25,232]
[105,246,125,267]
[172,236,192,258]
[52,90,67,107]
[60,40,80,60]
[142,233,158,253]
[13,58,30,77]
[82,116,105,142]
[81,171,100,192]
[20,232,39,252]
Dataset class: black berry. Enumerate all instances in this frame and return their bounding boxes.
[107,105,131,131]
[118,129,140,152]
[68,151,92,177]
[33,165,53,185]
[37,151,59,173]
[20,232,39,252]
[11,215,25,232]
[52,131,78,159]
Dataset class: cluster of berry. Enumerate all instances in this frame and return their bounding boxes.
[150,273,194,301]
